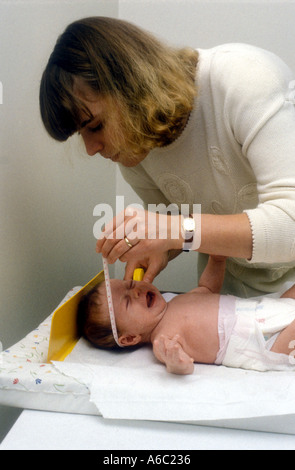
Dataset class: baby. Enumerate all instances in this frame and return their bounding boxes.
[77,256,295,374]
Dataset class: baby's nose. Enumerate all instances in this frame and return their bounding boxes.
[132,288,140,299]
[132,286,143,299]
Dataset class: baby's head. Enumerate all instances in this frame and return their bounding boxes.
[77,283,116,349]
[77,279,167,349]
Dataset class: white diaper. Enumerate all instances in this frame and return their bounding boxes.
[221,296,295,372]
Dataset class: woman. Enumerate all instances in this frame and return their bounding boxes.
[40,16,295,297]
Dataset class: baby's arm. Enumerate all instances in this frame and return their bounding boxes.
[153,334,194,375]
[195,255,227,294]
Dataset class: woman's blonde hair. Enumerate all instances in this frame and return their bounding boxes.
[40,17,198,154]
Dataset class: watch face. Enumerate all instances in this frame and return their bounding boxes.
[183,217,195,231]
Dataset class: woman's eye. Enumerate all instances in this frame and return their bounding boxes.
[89,122,103,133]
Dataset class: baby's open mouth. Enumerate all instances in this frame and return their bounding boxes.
[146,291,155,308]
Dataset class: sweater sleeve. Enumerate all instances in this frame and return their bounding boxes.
[221,47,295,264]
[244,105,295,264]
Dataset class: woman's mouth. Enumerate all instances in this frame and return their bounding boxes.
[146,291,155,308]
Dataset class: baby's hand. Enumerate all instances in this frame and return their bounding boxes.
[153,334,194,375]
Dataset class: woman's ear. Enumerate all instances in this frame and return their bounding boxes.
[118,334,142,347]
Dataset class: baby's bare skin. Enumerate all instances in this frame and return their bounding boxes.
[152,291,220,374]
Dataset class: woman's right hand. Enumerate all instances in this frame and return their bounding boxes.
[120,243,171,283]
[95,207,182,283]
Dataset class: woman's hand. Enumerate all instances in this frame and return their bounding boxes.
[96,207,182,282]
[121,245,171,283]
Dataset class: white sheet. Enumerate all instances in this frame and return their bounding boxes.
[54,333,295,423]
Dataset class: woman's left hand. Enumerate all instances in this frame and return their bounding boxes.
[95,207,181,282]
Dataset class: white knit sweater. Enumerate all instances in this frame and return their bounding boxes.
[119,43,295,294]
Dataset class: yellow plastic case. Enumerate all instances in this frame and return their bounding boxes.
[47,268,144,363]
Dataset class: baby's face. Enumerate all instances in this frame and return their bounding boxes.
[99,279,167,337]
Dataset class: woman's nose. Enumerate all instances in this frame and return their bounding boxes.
[82,134,104,157]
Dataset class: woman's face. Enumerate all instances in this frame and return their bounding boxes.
[74,79,149,167]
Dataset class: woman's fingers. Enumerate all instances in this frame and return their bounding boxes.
[95,209,137,261]
[122,248,169,282]
[95,208,180,278]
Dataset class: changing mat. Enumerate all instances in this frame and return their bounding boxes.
[2,287,295,435]
[0,288,98,416]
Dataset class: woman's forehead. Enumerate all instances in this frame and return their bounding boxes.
[73,76,98,102]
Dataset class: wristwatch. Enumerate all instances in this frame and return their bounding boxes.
[182,214,195,251]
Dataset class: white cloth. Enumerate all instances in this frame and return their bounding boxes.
[119,43,295,293]
[53,337,295,422]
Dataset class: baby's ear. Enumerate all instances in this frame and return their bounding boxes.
[118,334,142,347]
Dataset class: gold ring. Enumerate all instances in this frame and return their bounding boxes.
[124,236,133,248]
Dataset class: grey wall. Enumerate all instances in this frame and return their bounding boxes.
[0,0,119,443]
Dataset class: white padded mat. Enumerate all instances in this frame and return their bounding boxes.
[0,288,98,415]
